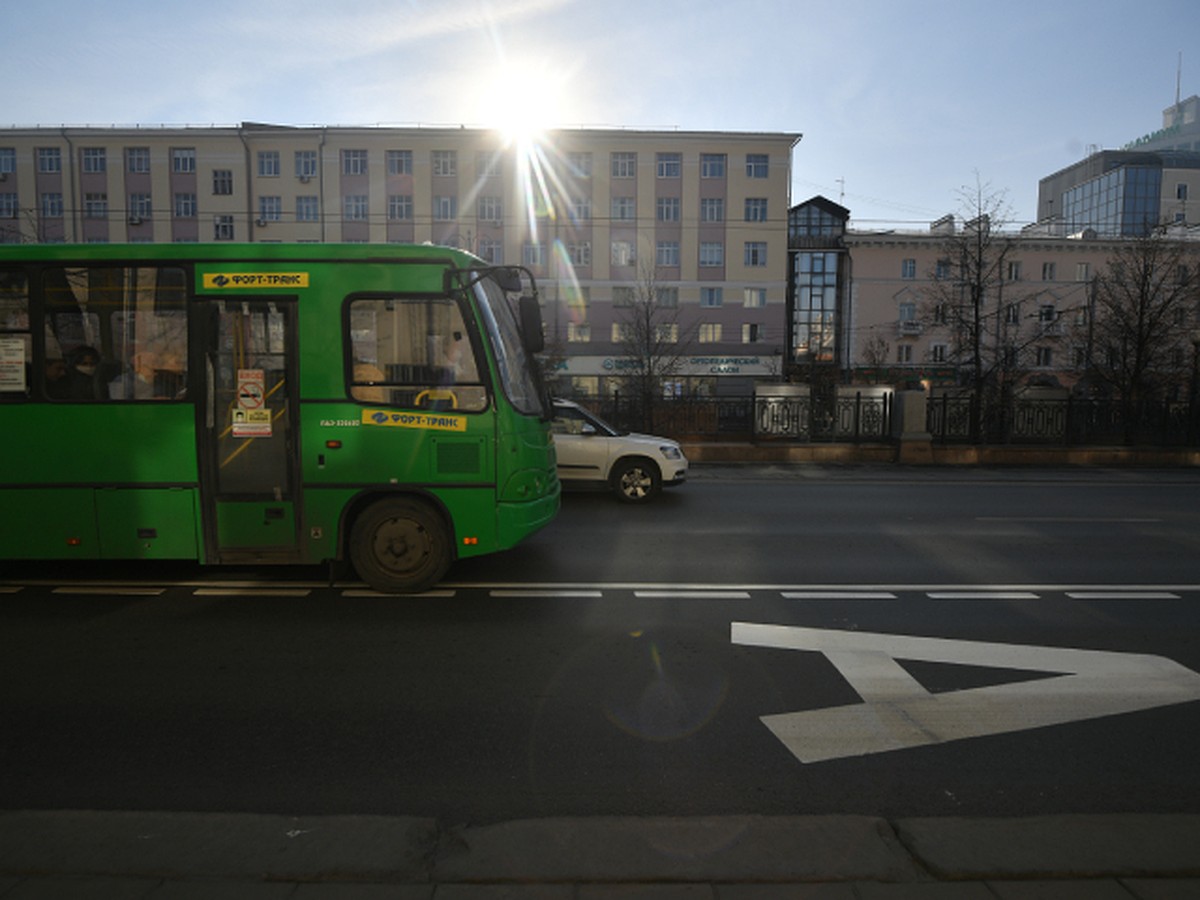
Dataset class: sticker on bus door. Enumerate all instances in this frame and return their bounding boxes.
[232,407,272,437]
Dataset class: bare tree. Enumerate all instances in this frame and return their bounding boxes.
[919,176,1052,438]
[1082,227,1200,437]
[614,260,693,432]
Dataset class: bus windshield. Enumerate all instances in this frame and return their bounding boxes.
[473,272,545,418]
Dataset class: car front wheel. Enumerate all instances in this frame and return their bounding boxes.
[611,458,661,503]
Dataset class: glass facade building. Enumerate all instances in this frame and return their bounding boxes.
[1060,164,1162,236]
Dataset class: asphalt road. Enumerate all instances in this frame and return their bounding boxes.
[2,465,1198,825]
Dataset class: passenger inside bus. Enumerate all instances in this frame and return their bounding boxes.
[63,346,105,400]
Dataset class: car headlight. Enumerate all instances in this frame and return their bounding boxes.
[660,445,682,460]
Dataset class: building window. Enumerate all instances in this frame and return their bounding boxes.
[433,195,457,221]
[611,152,636,179]
[700,153,726,178]
[387,149,412,175]
[478,239,502,264]
[476,152,502,178]
[213,215,234,240]
[567,322,591,342]
[700,287,723,307]
[1005,304,1020,325]
[290,150,316,180]
[745,154,768,178]
[1042,262,1056,281]
[700,198,724,222]
[743,323,766,343]
[656,153,682,178]
[899,302,916,322]
[1178,183,1189,201]
[612,322,632,343]
[38,148,62,173]
[744,198,768,222]
[344,195,369,221]
[935,259,951,280]
[174,193,196,218]
[81,148,106,173]
[612,286,635,307]
[257,151,280,177]
[172,148,196,173]
[897,344,914,364]
[387,195,412,220]
[523,242,545,267]
[698,323,722,343]
[0,192,18,220]
[296,196,319,222]
[431,150,456,176]
[744,288,766,308]
[1007,261,1022,281]
[656,323,679,343]
[611,197,635,221]
[81,194,106,219]
[794,251,838,362]
[930,343,948,363]
[567,242,591,266]
[128,193,152,220]
[656,197,680,221]
[744,242,767,267]
[572,197,591,221]
[1035,346,1053,367]
[656,287,679,308]
[567,152,592,177]
[478,196,502,222]
[1075,262,1090,282]
[0,148,14,175]
[213,170,233,195]
[125,147,150,173]
[258,196,282,222]
[611,241,635,267]
[341,149,368,176]
[656,241,679,267]
[902,258,917,279]
[699,242,724,268]
[1038,304,1057,323]
[40,193,63,218]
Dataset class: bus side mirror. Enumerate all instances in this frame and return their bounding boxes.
[519,295,544,354]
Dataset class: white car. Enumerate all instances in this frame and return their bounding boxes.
[550,398,688,502]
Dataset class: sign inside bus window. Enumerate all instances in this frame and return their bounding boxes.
[202,273,310,289]
[0,338,26,390]
[362,409,467,432]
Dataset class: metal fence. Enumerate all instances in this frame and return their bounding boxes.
[927,394,1200,446]
[569,392,893,443]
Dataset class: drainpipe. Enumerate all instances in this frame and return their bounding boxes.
[238,125,254,242]
[61,128,78,242]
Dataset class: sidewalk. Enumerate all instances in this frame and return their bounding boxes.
[2,811,1199,898]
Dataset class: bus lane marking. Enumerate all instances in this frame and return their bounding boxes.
[731,621,1200,764]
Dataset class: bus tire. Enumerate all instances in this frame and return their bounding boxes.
[349,497,451,593]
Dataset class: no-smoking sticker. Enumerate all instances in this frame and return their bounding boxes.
[237,369,265,409]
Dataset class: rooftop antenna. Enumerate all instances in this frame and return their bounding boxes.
[836,177,845,205]
[1177,51,1182,107]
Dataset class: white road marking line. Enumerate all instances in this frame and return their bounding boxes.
[927,591,1041,600]
[1067,591,1181,600]
[51,586,165,596]
[976,516,1161,523]
[0,586,23,594]
[732,621,1200,763]
[490,590,602,598]
[636,590,752,600]
[192,588,312,597]
[340,589,457,598]
[782,591,898,600]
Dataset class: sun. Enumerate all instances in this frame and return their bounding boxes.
[478,60,570,145]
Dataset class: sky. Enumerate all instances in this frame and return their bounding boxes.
[4,0,1198,228]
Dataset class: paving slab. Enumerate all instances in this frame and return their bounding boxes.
[895,815,1200,880]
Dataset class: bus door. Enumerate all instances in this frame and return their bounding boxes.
[198,297,301,562]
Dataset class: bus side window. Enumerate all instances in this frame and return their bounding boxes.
[0,270,30,401]
[347,296,487,411]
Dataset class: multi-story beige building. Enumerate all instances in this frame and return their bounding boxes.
[843,224,1120,388]
[0,123,800,395]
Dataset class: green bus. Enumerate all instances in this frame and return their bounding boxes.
[0,243,559,592]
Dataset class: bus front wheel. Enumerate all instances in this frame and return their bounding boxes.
[349,497,451,593]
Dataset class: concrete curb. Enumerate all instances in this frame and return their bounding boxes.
[3,812,1200,885]
[894,814,1200,880]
